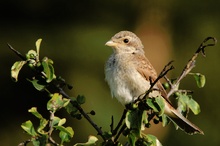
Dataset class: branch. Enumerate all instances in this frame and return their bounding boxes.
[112,109,127,137]
[114,123,127,143]
[167,37,217,97]
[58,87,106,141]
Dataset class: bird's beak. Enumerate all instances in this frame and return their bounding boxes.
[105,40,117,47]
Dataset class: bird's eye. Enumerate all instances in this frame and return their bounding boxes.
[123,39,129,43]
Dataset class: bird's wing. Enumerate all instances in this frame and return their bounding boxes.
[134,53,168,100]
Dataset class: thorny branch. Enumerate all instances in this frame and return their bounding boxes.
[8,44,106,141]
[167,37,217,97]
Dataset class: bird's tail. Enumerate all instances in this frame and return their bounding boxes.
[168,107,204,135]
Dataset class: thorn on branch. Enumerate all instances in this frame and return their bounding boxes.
[196,37,217,57]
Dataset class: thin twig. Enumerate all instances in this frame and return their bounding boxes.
[112,109,127,136]
[167,37,217,97]
[48,111,59,146]
[114,123,127,143]
[58,87,106,140]
[18,139,31,146]
[110,116,114,134]
[8,43,26,60]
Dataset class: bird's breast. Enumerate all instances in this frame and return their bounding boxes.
[105,54,151,104]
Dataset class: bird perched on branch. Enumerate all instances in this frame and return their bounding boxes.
[105,30,203,135]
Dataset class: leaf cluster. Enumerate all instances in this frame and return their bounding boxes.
[11,39,98,146]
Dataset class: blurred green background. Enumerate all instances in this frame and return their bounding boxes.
[1,0,220,145]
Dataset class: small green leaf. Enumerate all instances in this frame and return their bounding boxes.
[11,61,26,82]
[32,139,40,146]
[58,118,66,126]
[145,134,162,146]
[74,136,98,146]
[191,73,206,88]
[21,120,38,136]
[28,107,43,119]
[27,78,46,91]
[47,93,62,111]
[77,95,86,104]
[32,135,47,146]
[178,94,201,115]
[128,132,137,146]
[37,118,48,135]
[155,96,165,116]
[161,114,170,127]
[47,93,70,112]
[51,116,62,127]
[54,126,74,143]
[27,50,37,59]
[146,98,159,112]
[187,96,201,115]
[42,57,55,83]
[35,39,42,61]
[65,101,78,115]
[125,109,145,135]
[28,107,48,135]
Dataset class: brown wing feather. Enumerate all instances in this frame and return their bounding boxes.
[134,53,168,100]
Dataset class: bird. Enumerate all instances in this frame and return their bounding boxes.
[104,30,203,135]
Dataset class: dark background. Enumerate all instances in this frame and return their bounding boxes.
[1,0,220,145]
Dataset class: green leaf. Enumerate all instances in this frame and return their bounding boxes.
[65,101,78,115]
[21,120,38,136]
[32,135,47,146]
[32,139,40,146]
[128,132,137,146]
[145,134,162,146]
[11,61,26,82]
[146,98,159,112]
[191,73,206,88]
[51,116,61,126]
[27,50,37,59]
[161,114,170,127]
[178,94,201,115]
[42,57,55,83]
[35,38,42,61]
[125,109,145,136]
[27,78,46,91]
[77,95,86,104]
[47,93,70,112]
[37,118,48,135]
[58,118,66,126]
[54,126,74,143]
[28,107,48,135]
[74,136,98,146]
[155,96,165,116]
[187,96,201,115]
[28,107,43,119]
